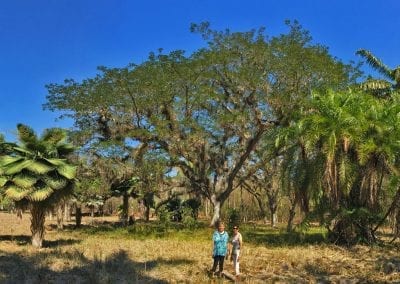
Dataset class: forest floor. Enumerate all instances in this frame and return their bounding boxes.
[0,212,399,283]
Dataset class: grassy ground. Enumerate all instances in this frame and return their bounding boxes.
[0,212,399,283]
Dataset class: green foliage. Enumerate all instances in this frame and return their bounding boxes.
[0,124,76,208]
[44,20,356,227]
[227,208,241,230]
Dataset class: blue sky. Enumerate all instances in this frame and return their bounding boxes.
[0,0,399,141]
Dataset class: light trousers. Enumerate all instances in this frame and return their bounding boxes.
[232,250,240,275]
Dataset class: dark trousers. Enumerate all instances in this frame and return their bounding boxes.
[211,255,225,273]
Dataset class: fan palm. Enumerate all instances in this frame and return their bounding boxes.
[0,124,76,248]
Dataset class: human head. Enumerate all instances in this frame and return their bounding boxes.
[233,225,239,234]
[217,221,225,232]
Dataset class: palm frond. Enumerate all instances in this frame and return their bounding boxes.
[4,160,33,175]
[12,174,37,188]
[0,156,23,167]
[5,185,31,201]
[12,146,34,156]
[16,124,38,144]
[0,176,8,187]
[356,49,393,80]
[43,176,67,190]
[44,158,68,167]
[56,144,75,156]
[28,186,54,202]
[25,161,54,174]
[57,165,77,180]
[41,128,67,144]
[359,79,392,91]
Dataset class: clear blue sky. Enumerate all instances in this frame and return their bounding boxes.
[0,0,399,141]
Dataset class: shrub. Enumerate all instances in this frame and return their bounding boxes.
[227,208,241,231]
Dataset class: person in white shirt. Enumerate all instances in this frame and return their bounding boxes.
[229,225,243,276]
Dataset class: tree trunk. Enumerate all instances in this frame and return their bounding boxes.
[210,195,223,227]
[121,192,129,226]
[268,195,278,228]
[205,199,209,218]
[57,203,64,230]
[145,204,150,222]
[90,206,95,224]
[287,201,296,232]
[75,205,82,228]
[30,204,46,248]
[64,201,71,222]
[270,207,278,228]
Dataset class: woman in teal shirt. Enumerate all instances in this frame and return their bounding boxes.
[211,221,229,276]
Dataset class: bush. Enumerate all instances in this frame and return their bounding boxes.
[182,198,201,220]
[227,208,241,231]
[181,207,199,229]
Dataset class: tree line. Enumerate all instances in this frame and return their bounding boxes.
[1,20,400,248]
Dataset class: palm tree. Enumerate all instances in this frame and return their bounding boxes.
[356,49,400,96]
[0,124,76,248]
[292,89,400,244]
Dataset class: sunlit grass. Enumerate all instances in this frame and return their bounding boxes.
[0,213,399,283]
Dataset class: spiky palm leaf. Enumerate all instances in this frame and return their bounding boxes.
[12,174,37,188]
[5,185,32,201]
[4,160,34,175]
[57,165,77,179]
[28,186,54,202]
[356,49,400,94]
[44,176,67,190]
[356,49,392,80]
[25,161,54,174]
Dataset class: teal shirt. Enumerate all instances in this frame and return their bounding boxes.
[212,230,229,256]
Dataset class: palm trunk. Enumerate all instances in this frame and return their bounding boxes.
[145,204,150,222]
[57,203,64,230]
[64,201,71,222]
[30,204,46,248]
[121,192,129,226]
[75,205,82,228]
[287,200,296,232]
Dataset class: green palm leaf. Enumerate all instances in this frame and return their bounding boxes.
[57,165,77,180]
[5,185,31,201]
[0,156,23,167]
[12,146,34,156]
[25,161,54,174]
[356,49,393,80]
[28,186,54,202]
[4,160,33,175]
[359,79,391,91]
[12,174,37,188]
[0,176,8,187]
[44,158,68,167]
[44,176,67,190]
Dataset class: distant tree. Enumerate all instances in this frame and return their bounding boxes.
[0,124,76,248]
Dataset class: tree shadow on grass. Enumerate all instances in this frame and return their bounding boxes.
[0,249,194,283]
[0,235,81,247]
[241,224,328,247]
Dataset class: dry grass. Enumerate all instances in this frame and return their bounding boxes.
[0,212,399,283]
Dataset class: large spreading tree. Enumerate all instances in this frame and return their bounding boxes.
[44,21,355,225]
